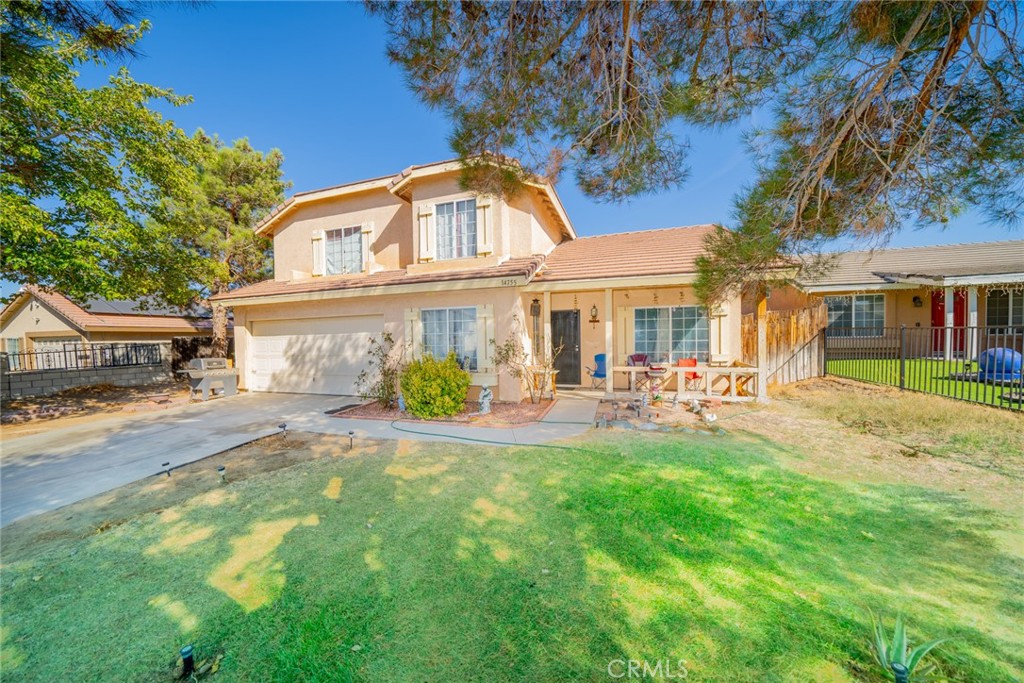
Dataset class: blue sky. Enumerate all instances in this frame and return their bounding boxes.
[5,1,1018,299]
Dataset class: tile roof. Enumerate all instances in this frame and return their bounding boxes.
[7,287,215,332]
[210,256,546,302]
[801,240,1024,289]
[532,224,718,282]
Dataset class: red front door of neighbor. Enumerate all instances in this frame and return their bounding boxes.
[931,290,967,354]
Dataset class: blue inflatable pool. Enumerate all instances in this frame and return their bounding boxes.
[977,347,1023,382]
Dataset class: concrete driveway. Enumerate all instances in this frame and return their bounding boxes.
[0,392,351,526]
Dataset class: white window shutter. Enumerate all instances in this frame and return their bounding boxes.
[404,308,421,358]
[311,229,325,277]
[477,198,493,256]
[477,304,494,371]
[361,221,374,272]
[418,208,434,262]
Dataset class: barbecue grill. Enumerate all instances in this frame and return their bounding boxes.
[178,357,238,401]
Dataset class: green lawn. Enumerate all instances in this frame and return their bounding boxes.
[827,358,1021,407]
[2,430,1022,682]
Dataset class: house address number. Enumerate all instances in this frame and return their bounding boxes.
[500,279,519,286]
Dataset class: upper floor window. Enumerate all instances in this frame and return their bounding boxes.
[325,226,362,275]
[987,289,1024,329]
[825,294,884,337]
[421,307,478,371]
[634,306,709,363]
[436,199,477,260]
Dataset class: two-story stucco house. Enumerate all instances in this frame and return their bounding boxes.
[211,160,744,401]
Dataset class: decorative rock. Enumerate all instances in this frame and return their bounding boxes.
[609,420,636,430]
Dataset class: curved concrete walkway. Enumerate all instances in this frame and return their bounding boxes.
[1,393,598,525]
[288,396,600,446]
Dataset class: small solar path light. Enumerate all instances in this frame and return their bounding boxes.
[348,430,355,450]
[891,663,909,683]
[180,644,195,678]
[279,422,288,438]
[217,465,226,484]
[162,462,171,478]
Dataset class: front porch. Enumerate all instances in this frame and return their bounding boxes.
[519,283,764,403]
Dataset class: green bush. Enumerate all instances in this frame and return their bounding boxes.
[400,352,471,418]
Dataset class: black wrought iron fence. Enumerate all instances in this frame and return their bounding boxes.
[2,343,162,373]
[824,325,1023,411]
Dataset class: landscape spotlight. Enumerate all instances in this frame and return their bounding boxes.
[180,645,195,678]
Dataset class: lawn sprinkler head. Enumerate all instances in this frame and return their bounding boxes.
[217,465,226,484]
[348,430,355,450]
[162,462,171,478]
[180,644,195,678]
[891,663,909,683]
[278,422,287,437]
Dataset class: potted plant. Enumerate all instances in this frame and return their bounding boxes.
[652,392,664,407]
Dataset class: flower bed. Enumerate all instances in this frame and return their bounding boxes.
[335,399,555,427]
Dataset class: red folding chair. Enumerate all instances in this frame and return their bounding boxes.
[676,357,703,391]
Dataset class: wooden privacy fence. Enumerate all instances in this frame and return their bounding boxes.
[742,303,828,386]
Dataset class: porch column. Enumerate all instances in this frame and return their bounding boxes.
[756,288,768,402]
[604,288,614,396]
[943,285,955,362]
[967,285,979,360]
[543,291,552,359]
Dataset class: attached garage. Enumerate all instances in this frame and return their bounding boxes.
[247,315,383,395]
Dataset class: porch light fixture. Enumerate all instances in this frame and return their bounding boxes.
[912,295,923,307]
[589,304,600,329]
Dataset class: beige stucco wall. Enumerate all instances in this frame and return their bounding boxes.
[233,286,529,401]
[1,295,215,351]
[270,172,566,285]
[272,188,410,279]
[1,297,82,349]
[522,284,743,391]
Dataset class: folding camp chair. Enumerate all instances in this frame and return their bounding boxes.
[676,357,704,391]
[586,353,607,389]
[627,353,650,392]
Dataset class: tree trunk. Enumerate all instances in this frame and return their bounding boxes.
[211,295,229,359]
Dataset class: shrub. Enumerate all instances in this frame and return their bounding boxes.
[400,352,471,418]
[355,332,404,408]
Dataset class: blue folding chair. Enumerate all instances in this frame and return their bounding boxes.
[586,353,607,389]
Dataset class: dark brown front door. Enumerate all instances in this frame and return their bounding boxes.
[551,310,581,385]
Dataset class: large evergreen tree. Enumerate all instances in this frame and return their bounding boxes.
[1,1,202,305]
[370,1,1023,301]
[158,133,290,356]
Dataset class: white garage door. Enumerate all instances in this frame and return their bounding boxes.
[248,315,383,395]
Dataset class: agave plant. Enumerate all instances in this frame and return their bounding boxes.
[870,612,948,681]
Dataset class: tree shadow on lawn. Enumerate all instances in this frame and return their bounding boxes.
[1,432,1021,682]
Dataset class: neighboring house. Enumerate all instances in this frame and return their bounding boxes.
[1,286,221,364]
[759,240,1024,357]
[211,159,744,400]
